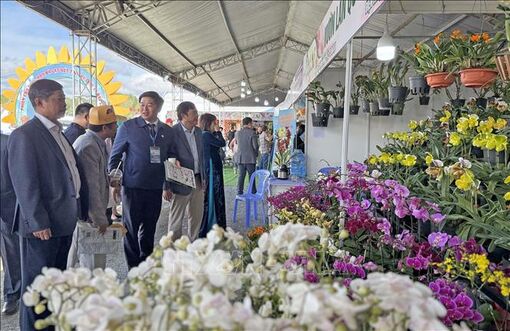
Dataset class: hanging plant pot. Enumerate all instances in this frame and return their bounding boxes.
[391,102,405,115]
[369,101,380,116]
[332,107,344,118]
[409,76,430,95]
[361,100,370,113]
[380,108,390,116]
[350,105,360,115]
[419,96,430,105]
[496,52,510,81]
[315,102,331,116]
[459,68,498,88]
[425,72,455,88]
[378,97,391,110]
[476,98,488,109]
[311,113,329,127]
[388,86,408,103]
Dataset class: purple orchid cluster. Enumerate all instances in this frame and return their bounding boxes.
[267,185,331,213]
[429,278,484,326]
[332,255,377,280]
[322,162,446,237]
[284,250,320,283]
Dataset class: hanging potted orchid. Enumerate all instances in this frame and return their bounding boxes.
[448,29,503,88]
[331,81,346,118]
[355,75,372,113]
[305,81,333,127]
[415,33,455,88]
[401,47,431,105]
[373,65,391,116]
[350,78,361,115]
[387,57,410,115]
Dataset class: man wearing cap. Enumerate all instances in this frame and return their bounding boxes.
[68,105,118,269]
[109,91,175,269]
[7,79,88,330]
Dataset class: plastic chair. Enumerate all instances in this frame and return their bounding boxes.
[318,166,340,176]
[232,169,271,228]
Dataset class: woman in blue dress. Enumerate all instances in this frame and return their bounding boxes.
[199,113,227,237]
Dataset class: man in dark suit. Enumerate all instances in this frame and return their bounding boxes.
[0,133,21,316]
[163,101,205,242]
[109,91,175,269]
[233,117,259,194]
[63,102,92,144]
[7,79,88,330]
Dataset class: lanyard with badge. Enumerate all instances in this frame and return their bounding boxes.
[148,124,161,164]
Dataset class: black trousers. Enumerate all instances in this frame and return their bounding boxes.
[122,187,162,269]
[0,228,21,303]
[237,163,256,195]
[20,235,72,331]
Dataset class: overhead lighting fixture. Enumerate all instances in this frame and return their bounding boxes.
[274,96,279,102]
[241,93,246,98]
[247,89,252,95]
[241,80,246,87]
[376,26,396,61]
[264,100,269,106]
[241,87,245,92]
[254,97,260,102]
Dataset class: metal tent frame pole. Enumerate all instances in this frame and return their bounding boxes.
[340,40,353,182]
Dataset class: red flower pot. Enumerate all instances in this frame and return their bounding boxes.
[425,72,455,88]
[459,68,498,88]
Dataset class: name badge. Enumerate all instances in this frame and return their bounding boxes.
[150,146,161,164]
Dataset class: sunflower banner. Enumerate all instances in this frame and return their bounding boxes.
[1,46,130,126]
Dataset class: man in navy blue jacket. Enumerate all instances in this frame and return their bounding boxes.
[109,91,175,268]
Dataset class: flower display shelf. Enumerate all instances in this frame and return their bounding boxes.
[425,72,455,88]
[459,68,499,88]
[496,52,510,81]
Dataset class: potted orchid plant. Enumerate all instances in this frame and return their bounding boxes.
[415,33,455,88]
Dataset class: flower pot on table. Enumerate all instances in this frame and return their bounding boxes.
[369,101,380,116]
[459,68,498,88]
[361,100,370,113]
[425,72,455,88]
[378,97,391,110]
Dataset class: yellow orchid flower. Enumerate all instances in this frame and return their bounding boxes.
[401,154,417,167]
[494,118,507,130]
[378,152,392,164]
[368,155,378,165]
[449,132,462,146]
[439,110,451,124]
[425,153,433,165]
[408,120,418,130]
[455,171,475,191]
[504,192,510,201]
[504,175,510,184]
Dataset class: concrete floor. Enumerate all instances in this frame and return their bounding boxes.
[0,186,266,331]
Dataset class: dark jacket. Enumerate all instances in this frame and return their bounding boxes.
[7,117,89,237]
[165,123,205,196]
[0,133,16,234]
[63,122,86,145]
[109,117,175,190]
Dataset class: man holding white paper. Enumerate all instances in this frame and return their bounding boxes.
[163,101,205,241]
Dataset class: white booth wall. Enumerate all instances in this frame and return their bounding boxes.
[305,68,475,175]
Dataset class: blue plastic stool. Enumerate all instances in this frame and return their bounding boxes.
[318,166,340,176]
[232,169,271,228]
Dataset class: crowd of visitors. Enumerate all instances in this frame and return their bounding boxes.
[0,78,273,330]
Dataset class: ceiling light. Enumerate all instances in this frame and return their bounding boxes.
[247,89,252,95]
[376,27,396,61]
[241,93,246,98]
[241,80,246,87]
[254,97,260,102]
[274,96,279,102]
[241,87,245,92]
[264,100,269,106]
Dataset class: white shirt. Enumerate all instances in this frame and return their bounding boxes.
[180,122,200,174]
[35,113,81,198]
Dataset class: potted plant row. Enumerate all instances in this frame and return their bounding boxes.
[306,81,331,127]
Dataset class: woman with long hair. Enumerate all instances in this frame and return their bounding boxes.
[198,113,227,236]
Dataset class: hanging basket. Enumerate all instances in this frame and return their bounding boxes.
[332,107,344,118]
[311,113,329,127]
[425,72,455,88]
[391,102,405,115]
[459,68,498,88]
[495,52,510,81]
[350,105,360,115]
[409,76,430,96]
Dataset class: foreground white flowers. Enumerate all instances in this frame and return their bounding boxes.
[24,224,454,331]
